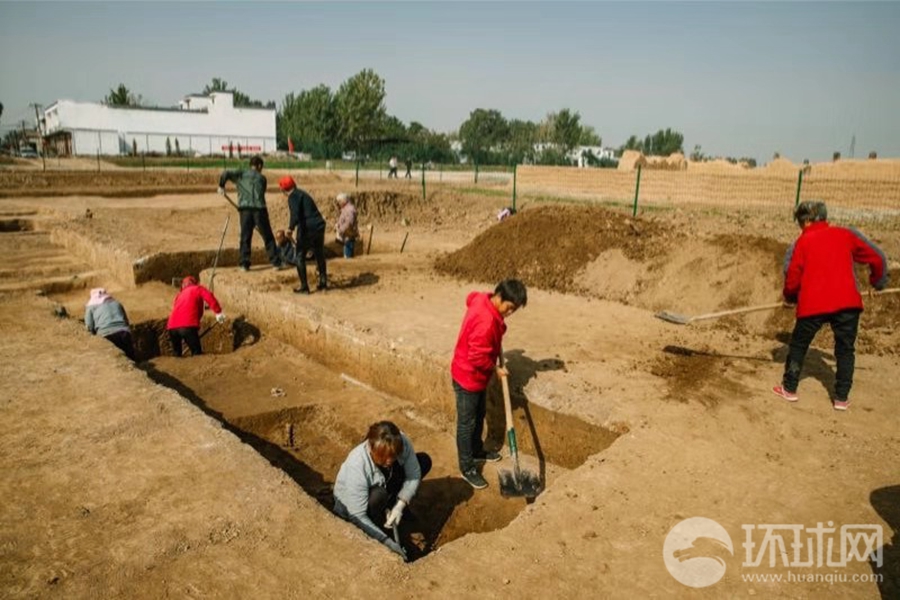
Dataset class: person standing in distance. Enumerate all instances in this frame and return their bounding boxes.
[773,200,888,410]
[279,176,328,294]
[334,193,359,259]
[451,279,527,489]
[218,155,283,272]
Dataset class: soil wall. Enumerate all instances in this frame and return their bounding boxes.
[50,228,137,288]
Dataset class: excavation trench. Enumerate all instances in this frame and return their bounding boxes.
[0,218,35,232]
[57,262,621,560]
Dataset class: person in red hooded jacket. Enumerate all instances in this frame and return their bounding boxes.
[773,201,888,411]
[451,279,527,490]
[166,276,225,357]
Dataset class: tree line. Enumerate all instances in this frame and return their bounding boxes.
[101,72,688,166]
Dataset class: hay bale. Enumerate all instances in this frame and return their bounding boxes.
[761,157,799,175]
[667,153,687,171]
[617,150,647,171]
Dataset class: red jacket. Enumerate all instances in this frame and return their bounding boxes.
[451,292,507,392]
[167,283,222,330]
[783,221,887,318]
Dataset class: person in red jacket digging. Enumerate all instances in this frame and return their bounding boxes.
[772,201,888,411]
[166,276,226,357]
[451,279,527,490]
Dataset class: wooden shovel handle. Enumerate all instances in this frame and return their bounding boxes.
[690,302,785,322]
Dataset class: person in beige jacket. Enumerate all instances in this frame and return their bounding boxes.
[334,193,359,258]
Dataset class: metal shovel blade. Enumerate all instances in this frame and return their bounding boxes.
[655,310,691,325]
[498,466,543,498]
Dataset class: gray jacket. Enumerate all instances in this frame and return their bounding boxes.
[332,433,421,543]
[85,300,130,337]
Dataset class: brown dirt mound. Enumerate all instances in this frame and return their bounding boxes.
[344,190,427,220]
[435,204,666,293]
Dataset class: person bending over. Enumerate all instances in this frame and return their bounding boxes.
[85,288,135,361]
[166,276,225,357]
[333,421,432,561]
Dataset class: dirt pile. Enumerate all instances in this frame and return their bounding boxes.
[434,204,666,293]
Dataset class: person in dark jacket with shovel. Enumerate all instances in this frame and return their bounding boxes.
[218,155,283,272]
[333,421,431,562]
[279,175,327,294]
[773,200,887,410]
[451,279,527,490]
[166,276,225,357]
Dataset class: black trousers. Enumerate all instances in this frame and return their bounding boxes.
[297,229,327,289]
[239,209,280,268]
[104,330,135,361]
[453,379,487,473]
[366,453,432,527]
[169,327,202,357]
[782,308,861,400]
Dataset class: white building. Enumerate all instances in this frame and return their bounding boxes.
[42,91,276,156]
[533,143,617,167]
[569,145,616,167]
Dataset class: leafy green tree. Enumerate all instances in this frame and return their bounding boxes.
[690,144,705,161]
[458,108,508,167]
[279,85,338,157]
[165,137,172,156]
[502,119,539,165]
[104,83,142,107]
[579,125,602,147]
[403,121,454,164]
[550,108,582,152]
[203,77,274,109]
[619,129,684,156]
[0,102,4,123]
[621,135,641,152]
[174,138,181,156]
[644,128,683,156]
[334,69,387,153]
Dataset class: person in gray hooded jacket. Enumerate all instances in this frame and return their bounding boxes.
[333,421,431,561]
[84,288,135,361]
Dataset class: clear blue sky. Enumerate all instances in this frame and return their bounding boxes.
[1,1,898,162]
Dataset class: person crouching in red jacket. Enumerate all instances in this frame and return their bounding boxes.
[451,279,527,490]
[166,276,225,357]
[773,201,888,411]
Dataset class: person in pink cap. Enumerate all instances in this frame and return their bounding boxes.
[84,288,135,361]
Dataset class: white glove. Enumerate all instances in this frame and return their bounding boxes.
[383,537,407,561]
[215,313,226,324]
[217,186,225,196]
[384,499,406,529]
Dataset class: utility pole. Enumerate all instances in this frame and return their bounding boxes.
[30,103,46,171]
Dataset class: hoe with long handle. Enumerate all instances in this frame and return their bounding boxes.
[656,288,900,325]
[208,213,230,293]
